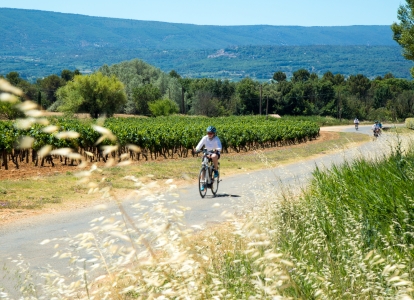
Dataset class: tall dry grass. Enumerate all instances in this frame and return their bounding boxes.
[0,79,292,299]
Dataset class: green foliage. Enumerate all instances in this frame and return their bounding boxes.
[0,101,24,120]
[292,69,311,83]
[56,72,127,118]
[0,121,17,151]
[236,78,260,114]
[148,99,179,116]
[60,69,80,82]
[133,84,162,115]
[367,107,393,122]
[272,71,286,82]
[99,59,181,114]
[405,117,414,129]
[392,0,414,76]
[282,115,352,126]
[38,74,66,107]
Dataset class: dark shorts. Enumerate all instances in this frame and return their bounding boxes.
[201,152,220,161]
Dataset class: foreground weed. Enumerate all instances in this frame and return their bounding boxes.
[1,186,292,299]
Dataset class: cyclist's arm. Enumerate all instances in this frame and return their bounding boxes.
[215,137,222,152]
[195,136,207,152]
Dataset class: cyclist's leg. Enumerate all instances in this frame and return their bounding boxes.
[211,153,219,170]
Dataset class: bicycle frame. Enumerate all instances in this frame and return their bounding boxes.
[198,149,219,198]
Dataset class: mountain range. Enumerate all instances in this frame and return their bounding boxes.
[0,8,412,81]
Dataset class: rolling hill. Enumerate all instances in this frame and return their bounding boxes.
[0,8,412,81]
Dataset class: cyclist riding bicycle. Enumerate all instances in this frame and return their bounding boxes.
[195,126,222,191]
[354,117,359,130]
[372,120,381,136]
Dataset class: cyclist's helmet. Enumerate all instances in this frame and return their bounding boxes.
[206,126,217,134]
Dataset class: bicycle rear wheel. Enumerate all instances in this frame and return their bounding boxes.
[198,168,207,198]
[211,172,219,196]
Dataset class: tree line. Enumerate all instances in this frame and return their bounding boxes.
[1,59,414,121]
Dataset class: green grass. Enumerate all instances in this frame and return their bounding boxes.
[283,115,355,126]
[0,175,88,209]
[270,139,414,298]
[386,126,413,134]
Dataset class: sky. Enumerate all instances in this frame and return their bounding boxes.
[0,0,405,26]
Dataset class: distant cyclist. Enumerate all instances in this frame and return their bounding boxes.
[372,120,381,137]
[354,117,359,130]
[195,126,222,186]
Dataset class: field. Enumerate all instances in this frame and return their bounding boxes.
[1,85,412,298]
[2,128,413,299]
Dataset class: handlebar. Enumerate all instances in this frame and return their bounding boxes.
[196,149,216,155]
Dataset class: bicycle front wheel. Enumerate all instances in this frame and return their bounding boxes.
[211,172,219,196]
[198,168,207,198]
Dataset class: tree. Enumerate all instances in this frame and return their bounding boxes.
[6,72,21,86]
[392,0,414,76]
[309,72,319,81]
[56,72,127,118]
[374,85,393,109]
[61,69,80,81]
[98,59,182,114]
[314,81,335,115]
[4,72,38,102]
[346,74,371,100]
[132,84,162,115]
[38,74,66,106]
[169,70,181,79]
[273,71,287,82]
[333,74,345,86]
[322,71,335,84]
[292,69,311,83]
[236,78,260,114]
[191,90,224,117]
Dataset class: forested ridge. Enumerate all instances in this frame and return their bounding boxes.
[0,8,396,50]
[0,8,412,81]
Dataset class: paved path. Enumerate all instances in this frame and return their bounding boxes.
[0,124,407,288]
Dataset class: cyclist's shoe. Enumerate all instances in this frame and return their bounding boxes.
[200,184,205,191]
[214,170,219,178]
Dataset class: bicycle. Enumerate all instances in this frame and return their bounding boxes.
[197,149,220,198]
[355,123,359,130]
[373,128,380,139]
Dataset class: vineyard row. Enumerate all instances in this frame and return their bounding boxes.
[0,116,320,170]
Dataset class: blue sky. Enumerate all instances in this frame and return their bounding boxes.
[0,0,405,26]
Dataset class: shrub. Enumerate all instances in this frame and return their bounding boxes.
[148,98,179,116]
[405,117,414,129]
[0,101,24,120]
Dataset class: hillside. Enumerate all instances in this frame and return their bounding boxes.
[5,45,412,81]
[0,8,396,50]
[0,8,412,81]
